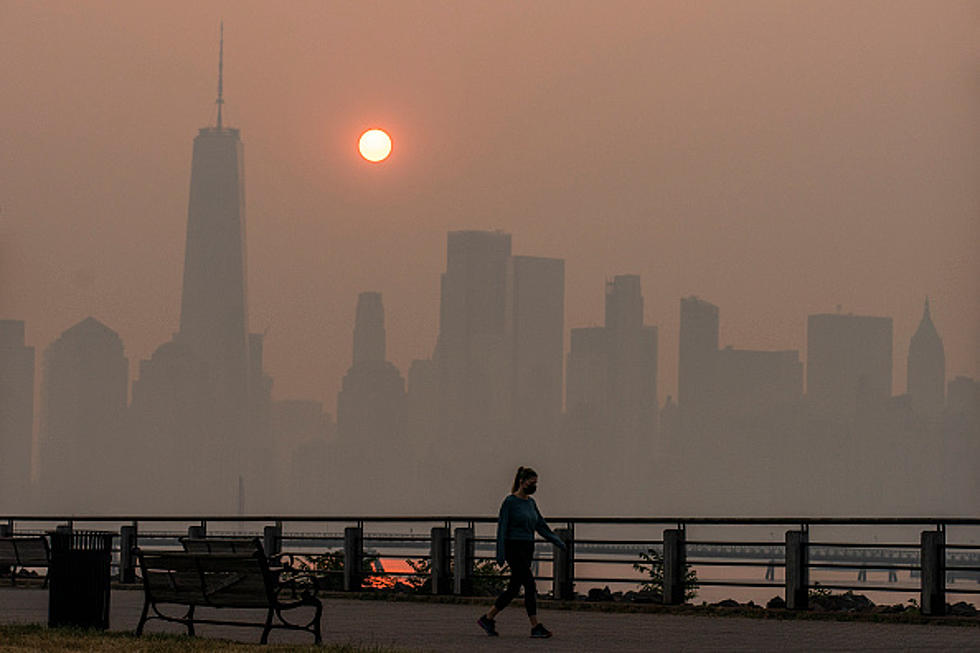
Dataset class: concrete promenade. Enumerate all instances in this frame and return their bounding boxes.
[1,588,977,651]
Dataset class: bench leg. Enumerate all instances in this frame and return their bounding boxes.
[312,601,323,644]
[261,607,274,644]
[136,597,150,637]
[185,605,196,637]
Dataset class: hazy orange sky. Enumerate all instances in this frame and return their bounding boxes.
[2,1,977,413]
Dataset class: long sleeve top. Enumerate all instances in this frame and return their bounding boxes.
[495,494,565,564]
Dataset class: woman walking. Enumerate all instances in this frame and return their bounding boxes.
[477,466,566,639]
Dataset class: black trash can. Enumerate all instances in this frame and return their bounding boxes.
[48,529,112,629]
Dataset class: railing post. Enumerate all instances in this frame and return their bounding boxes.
[453,527,474,596]
[785,529,808,610]
[343,526,363,592]
[920,529,945,616]
[430,527,451,595]
[263,523,282,557]
[552,526,575,601]
[119,525,136,583]
[0,523,11,577]
[663,528,686,605]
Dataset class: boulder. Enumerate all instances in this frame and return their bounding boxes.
[766,596,786,610]
[947,601,978,617]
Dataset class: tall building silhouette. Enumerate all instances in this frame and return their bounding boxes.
[39,318,128,511]
[508,255,564,438]
[129,338,214,512]
[435,230,512,435]
[604,275,658,445]
[143,26,268,508]
[177,28,249,418]
[0,321,35,511]
[806,312,892,418]
[566,326,609,421]
[563,276,657,486]
[907,298,945,425]
[679,296,719,425]
[335,292,407,510]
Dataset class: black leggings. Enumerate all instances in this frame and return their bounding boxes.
[494,540,536,616]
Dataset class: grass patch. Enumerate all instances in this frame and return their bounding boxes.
[0,623,405,652]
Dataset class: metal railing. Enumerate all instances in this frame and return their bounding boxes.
[2,516,977,616]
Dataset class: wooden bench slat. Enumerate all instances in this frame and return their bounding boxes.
[0,540,16,565]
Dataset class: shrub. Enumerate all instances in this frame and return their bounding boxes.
[633,547,698,601]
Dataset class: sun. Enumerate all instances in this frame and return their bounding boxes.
[358,129,392,163]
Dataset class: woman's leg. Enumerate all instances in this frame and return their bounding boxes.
[490,543,524,614]
[508,541,537,622]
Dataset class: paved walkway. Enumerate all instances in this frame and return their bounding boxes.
[1,588,977,651]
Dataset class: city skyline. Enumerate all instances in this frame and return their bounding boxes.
[1,2,976,417]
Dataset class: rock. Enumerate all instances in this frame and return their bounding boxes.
[947,601,978,617]
[587,586,614,602]
[712,599,740,608]
[810,591,874,613]
[766,596,786,610]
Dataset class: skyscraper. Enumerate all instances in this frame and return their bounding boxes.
[679,296,719,424]
[0,321,35,511]
[177,29,249,414]
[508,255,564,437]
[907,298,945,425]
[566,327,609,421]
[39,318,128,511]
[604,275,657,443]
[335,292,407,509]
[806,312,892,418]
[168,26,262,506]
[435,230,512,435]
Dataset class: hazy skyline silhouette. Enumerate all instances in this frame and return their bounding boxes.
[2,2,976,417]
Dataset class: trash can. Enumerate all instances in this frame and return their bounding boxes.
[48,529,113,629]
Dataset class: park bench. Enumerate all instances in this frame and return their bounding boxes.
[0,536,50,587]
[135,549,322,644]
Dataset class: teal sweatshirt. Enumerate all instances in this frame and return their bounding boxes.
[495,494,565,564]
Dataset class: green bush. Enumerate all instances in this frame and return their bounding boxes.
[633,547,699,601]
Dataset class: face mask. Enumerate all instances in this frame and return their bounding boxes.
[525,484,537,495]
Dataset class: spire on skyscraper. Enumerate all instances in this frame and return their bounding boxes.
[908,296,945,423]
[216,21,224,130]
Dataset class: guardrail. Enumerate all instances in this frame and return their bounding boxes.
[2,516,978,616]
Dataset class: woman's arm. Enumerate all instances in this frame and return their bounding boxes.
[495,498,509,565]
[532,500,566,549]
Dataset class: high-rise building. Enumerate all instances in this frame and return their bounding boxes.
[679,296,719,424]
[39,318,128,511]
[336,292,407,508]
[508,256,564,436]
[353,292,386,366]
[153,26,260,507]
[129,339,214,511]
[806,313,892,418]
[564,276,657,475]
[177,99,249,414]
[435,230,512,434]
[0,321,35,510]
[604,276,657,442]
[566,327,609,420]
[907,299,945,425]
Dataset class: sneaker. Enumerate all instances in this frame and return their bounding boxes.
[530,623,553,638]
[477,615,499,636]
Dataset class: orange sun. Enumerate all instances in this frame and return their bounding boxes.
[358,129,392,163]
